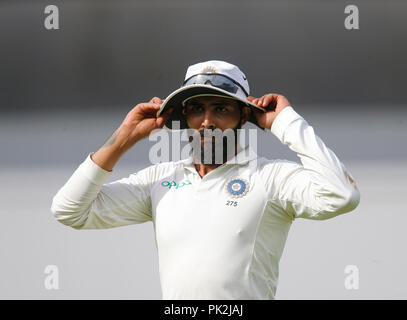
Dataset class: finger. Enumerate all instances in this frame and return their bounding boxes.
[149,97,163,104]
[262,95,271,107]
[156,107,174,128]
[140,102,161,110]
[247,96,256,102]
[138,103,162,117]
[265,95,277,110]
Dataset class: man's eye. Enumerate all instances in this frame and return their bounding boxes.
[216,106,228,113]
[188,105,203,112]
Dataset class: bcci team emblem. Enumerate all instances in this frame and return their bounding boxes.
[201,66,217,73]
[224,178,249,198]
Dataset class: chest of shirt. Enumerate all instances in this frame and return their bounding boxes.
[150,167,268,248]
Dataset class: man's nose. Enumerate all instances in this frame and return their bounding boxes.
[201,110,216,129]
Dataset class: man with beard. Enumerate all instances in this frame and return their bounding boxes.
[51,60,360,299]
[183,95,248,171]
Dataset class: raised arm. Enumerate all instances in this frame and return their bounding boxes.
[51,97,173,229]
[91,97,172,171]
[251,94,360,220]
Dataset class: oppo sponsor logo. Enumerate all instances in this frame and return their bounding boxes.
[160,180,192,190]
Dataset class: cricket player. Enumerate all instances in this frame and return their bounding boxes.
[51,60,360,299]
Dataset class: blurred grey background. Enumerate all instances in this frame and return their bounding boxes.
[0,0,406,299]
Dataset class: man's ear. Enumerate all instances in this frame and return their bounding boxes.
[240,105,251,126]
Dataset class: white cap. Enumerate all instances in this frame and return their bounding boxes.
[183,60,250,101]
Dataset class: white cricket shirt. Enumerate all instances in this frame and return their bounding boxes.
[51,107,360,299]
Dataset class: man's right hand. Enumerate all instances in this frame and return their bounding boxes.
[119,97,173,145]
[91,97,173,171]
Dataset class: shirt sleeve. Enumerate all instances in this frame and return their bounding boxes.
[51,154,153,229]
[260,106,360,220]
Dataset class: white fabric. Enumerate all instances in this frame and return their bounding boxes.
[184,60,250,95]
[51,107,360,299]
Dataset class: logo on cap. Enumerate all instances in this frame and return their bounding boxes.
[224,178,249,198]
[201,66,217,74]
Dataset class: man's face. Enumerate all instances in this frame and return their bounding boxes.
[182,96,249,164]
[183,96,243,131]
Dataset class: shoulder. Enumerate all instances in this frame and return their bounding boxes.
[253,156,303,197]
[129,159,186,184]
[256,156,301,173]
[256,156,303,187]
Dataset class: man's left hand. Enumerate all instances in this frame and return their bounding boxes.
[248,94,291,129]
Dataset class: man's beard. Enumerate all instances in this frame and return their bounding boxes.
[188,122,242,165]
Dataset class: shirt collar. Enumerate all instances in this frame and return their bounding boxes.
[181,144,258,172]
